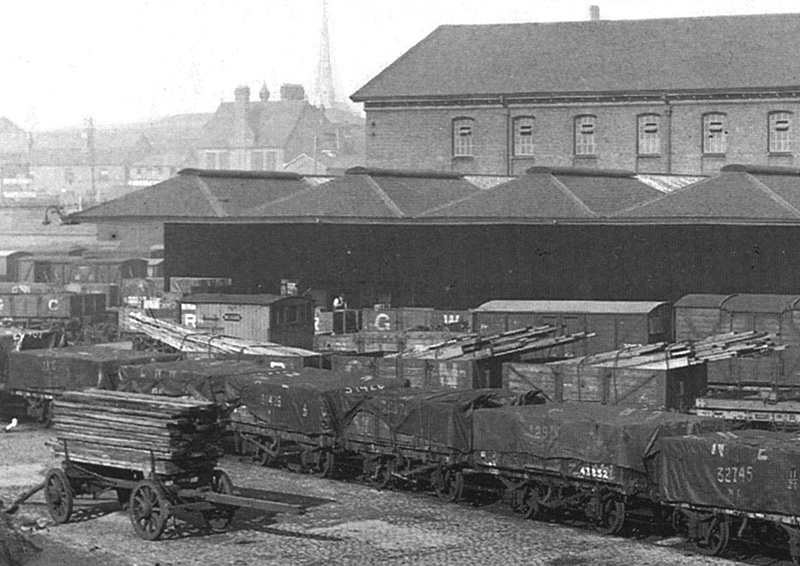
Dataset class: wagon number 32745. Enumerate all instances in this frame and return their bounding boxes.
[716,466,754,484]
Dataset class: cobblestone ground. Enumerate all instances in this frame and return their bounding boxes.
[0,425,781,566]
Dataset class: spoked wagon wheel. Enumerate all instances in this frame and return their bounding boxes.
[696,516,730,557]
[368,458,396,490]
[44,468,73,524]
[203,470,237,531]
[593,496,626,535]
[130,480,170,541]
[302,449,335,478]
[522,483,552,520]
[433,467,464,503]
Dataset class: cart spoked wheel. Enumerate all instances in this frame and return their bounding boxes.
[696,516,730,557]
[130,480,170,541]
[44,468,73,524]
[203,470,236,531]
[594,496,626,535]
[433,467,464,503]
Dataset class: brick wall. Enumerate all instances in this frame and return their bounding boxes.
[365,99,800,175]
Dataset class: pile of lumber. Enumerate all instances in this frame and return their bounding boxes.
[574,331,783,370]
[391,326,594,361]
[50,389,225,475]
[125,311,319,358]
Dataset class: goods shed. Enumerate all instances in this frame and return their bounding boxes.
[180,294,315,350]
[472,300,673,355]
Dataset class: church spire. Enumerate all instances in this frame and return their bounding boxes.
[312,0,335,109]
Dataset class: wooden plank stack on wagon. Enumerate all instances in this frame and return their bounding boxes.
[44,389,306,540]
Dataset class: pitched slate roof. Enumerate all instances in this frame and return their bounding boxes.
[352,13,800,101]
[71,169,312,220]
[616,165,800,222]
[423,167,662,219]
[257,167,481,218]
[198,100,315,149]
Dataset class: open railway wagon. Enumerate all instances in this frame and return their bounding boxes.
[653,429,800,562]
[44,390,307,540]
[3,344,181,422]
[229,369,411,476]
[470,403,730,536]
[340,388,544,496]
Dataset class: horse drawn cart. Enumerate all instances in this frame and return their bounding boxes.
[43,389,307,540]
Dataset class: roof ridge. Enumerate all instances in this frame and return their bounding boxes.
[744,172,800,218]
[548,175,598,217]
[192,175,228,217]
[363,175,405,217]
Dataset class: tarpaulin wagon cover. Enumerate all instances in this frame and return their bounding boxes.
[6,345,181,392]
[345,388,541,455]
[118,358,275,404]
[234,368,410,437]
[656,429,800,515]
[473,403,729,475]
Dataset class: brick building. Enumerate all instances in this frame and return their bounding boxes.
[351,13,800,176]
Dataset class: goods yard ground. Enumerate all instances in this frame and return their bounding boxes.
[0,425,779,566]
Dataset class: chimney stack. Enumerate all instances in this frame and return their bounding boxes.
[234,85,250,156]
[590,5,600,21]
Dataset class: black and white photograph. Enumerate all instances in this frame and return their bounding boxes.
[2,1,800,564]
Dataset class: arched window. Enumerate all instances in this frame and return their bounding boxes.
[702,113,728,155]
[452,117,474,157]
[637,114,660,156]
[574,115,597,156]
[513,116,535,156]
[769,111,793,154]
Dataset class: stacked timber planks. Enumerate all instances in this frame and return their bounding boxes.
[391,326,594,361]
[50,389,225,475]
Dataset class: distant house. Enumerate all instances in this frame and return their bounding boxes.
[352,12,800,176]
[194,83,363,174]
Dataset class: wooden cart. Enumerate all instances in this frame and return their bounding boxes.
[43,444,305,540]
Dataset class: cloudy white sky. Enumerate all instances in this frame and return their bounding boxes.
[2,0,796,130]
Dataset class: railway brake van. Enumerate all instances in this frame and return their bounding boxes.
[472,300,673,356]
[180,294,315,350]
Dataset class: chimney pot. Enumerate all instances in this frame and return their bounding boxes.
[590,5,600,21]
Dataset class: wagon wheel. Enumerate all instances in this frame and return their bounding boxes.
[44,468,73,524]
[203,470,236,531]
[433,467,464,503]
[368,457,396,490]
[522,483,552,521]
[593,496,626,535]
[129,480,170,541]
[302,449,335,478]
[696,516,730,557]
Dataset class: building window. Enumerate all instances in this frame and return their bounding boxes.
[703,113,727,155]
[513,117,535,156]
[769,111,793,154]
[204,150,230,170]
[637,114,660,156]
[452,118,474,157]
[574,115,597,156]
[250,150,278,171]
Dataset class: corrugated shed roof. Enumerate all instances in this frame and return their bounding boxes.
[474,300,669,314]
[617,166,800,220]
[353,13,800,101]
[72,169,311,220]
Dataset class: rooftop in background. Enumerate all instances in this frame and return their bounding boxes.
[616,164,800,223]
[353,13,800,102]
[70,168,320,220]
[474,300,670,314]
[423,166,665,218]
